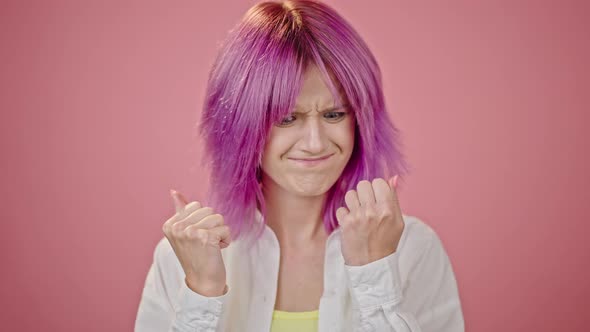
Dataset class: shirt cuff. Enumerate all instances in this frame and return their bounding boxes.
[345,251,404,310]
[173,280,229,330]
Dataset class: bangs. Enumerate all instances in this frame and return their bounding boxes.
[237,13,346,133]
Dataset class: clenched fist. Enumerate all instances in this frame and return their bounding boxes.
[162,190,231,297]
[336,176,405,266]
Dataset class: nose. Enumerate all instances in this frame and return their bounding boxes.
[300,118,328,154]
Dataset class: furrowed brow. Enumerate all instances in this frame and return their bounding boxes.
[293,103,350,114]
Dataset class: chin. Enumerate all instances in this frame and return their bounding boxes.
[288,175,338,197]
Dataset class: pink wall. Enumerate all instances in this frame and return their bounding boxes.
[1,0,588,331]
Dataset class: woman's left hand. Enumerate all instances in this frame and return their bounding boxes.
[336,176,404,266]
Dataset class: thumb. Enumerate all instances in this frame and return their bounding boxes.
[388,175,399,190]
[170,189,189,213]
[336,207,349,226]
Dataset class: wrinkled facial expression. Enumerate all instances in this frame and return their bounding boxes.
[260,65,355,197]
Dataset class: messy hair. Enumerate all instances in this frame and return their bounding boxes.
[199,0,411,242]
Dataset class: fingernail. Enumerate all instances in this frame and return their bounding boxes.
[170,189,177,196]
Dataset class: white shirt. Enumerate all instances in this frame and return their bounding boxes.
[135,214,464,331]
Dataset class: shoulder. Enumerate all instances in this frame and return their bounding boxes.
[153,237,175,261]
[400,214,439,249]
[398,214,449,268]
[151,237,184,279]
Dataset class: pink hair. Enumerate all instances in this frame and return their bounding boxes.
[199,0,411,242]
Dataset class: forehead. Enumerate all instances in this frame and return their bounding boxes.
[294,64,341,111]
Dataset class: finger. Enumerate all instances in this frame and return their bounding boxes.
[372,178,394,203]
[344,190,360,211]
[388,177,395,189]
[336,206,349,226]
[178,201,202,219]
[170,189,189,213]
[163,200,201,232]
[356,180,376,205]
[195,213,225,229]
[388,175,399,189]
[170,190,202,219]
[388,178,403,215]
[207,225,232,246]
[172,207,214,232]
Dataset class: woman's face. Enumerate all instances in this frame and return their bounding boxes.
[260,65,355,197]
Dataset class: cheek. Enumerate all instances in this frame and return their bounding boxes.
[260,144,277,172]
[337,120,356,153]
[261,133,292,170]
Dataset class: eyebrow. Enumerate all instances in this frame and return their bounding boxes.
[293,103,350,114]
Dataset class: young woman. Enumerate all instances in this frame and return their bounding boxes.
[135,1,464,331]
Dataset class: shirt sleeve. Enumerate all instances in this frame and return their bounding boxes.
[344,230,464,332]
[134,238,229,332]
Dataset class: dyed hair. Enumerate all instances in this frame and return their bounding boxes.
[199,0,411,243]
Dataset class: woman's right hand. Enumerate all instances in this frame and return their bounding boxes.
[162,189,231,297]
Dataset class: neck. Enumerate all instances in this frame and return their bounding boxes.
[261,177,328,249]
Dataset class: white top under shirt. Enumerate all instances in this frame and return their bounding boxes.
[134,213,465,332]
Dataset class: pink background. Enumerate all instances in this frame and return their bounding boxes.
[1,0,589,331]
